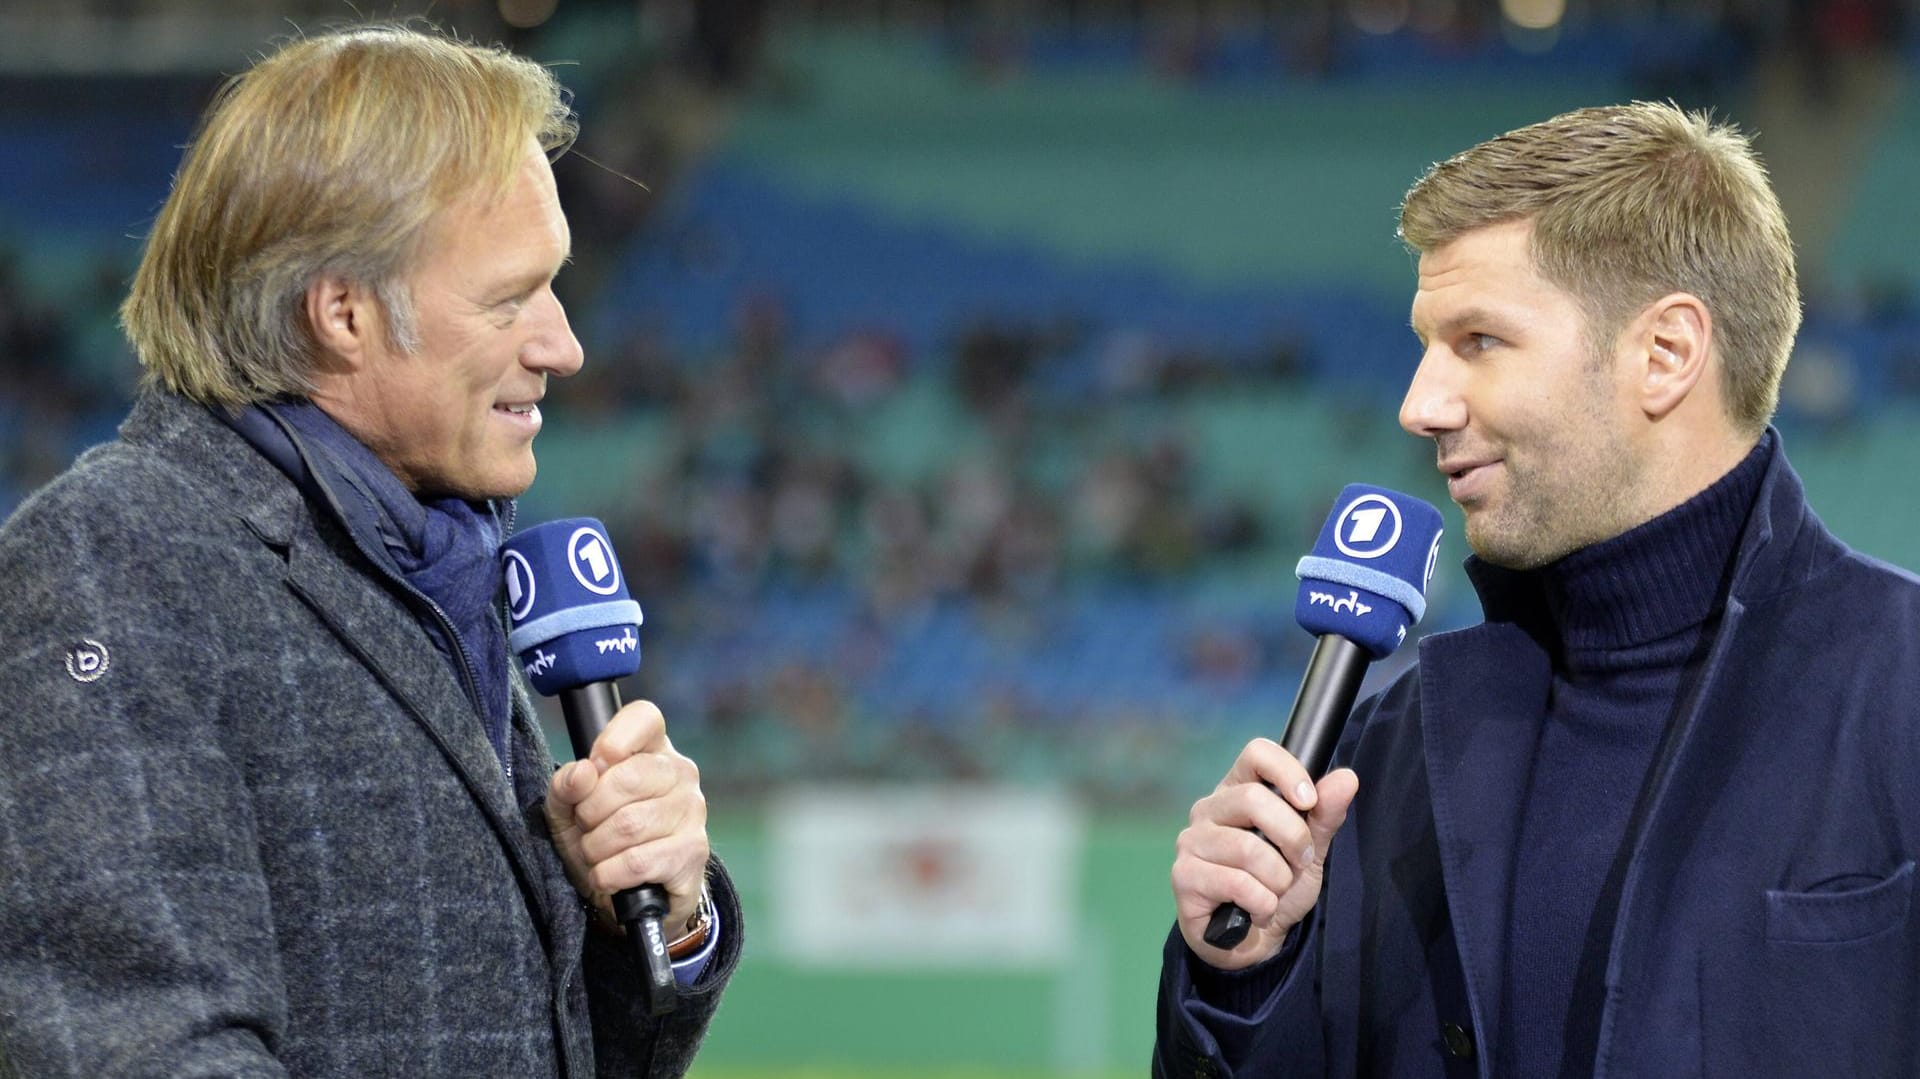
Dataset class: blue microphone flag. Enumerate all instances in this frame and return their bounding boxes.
[502,517,643,695]
[1293,485,1445,659]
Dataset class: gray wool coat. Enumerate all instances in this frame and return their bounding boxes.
[0,390,741,1078]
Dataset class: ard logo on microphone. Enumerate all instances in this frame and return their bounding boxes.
[1333,494,1403,559]
[503,550,537,623]
[568,526,621,595]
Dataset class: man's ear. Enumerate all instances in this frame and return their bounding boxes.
[304,274,385,373]
[1636,293,1713,421]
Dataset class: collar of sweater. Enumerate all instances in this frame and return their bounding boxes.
[1466,431,1775,664]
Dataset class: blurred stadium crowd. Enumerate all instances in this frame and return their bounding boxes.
[5,0,1920,807]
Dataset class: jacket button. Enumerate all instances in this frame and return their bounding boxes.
[1440,1022,1474,1059]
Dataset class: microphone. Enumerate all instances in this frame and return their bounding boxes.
[1202,484,1444,949]
[502,517,677,1016]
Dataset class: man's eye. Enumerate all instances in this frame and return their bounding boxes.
[1465,333,1500,353]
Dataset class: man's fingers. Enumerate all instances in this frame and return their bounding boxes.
[1172,754,1354,970]
[1172,855,1279,927]
[548,699,713,932]
[578,789,705,865]
[587,832,710,899]
[1191,782,1315,866]
[1221,737,1318,813]
[543,759,596,835]
[574,751,701,831]
[1179,822,1298,900]
[587,699,669,770]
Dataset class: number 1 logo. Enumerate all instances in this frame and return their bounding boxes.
[1333,494,1403,560]
[567,527,622,595]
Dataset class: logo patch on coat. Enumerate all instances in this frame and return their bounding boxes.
[65,639,110,683]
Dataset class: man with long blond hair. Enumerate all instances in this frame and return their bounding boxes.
[1158,102,1920,1076]
[0,25,737,1077]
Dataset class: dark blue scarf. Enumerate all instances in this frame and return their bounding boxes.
[220,400,516,775]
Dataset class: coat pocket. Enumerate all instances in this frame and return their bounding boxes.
[1764,859,1914,944]
[1700,860,1920,1077]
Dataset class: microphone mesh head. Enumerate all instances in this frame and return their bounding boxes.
[501,517,643,695]
[1293,485,1445,659]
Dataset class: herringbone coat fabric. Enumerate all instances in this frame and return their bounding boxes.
[0,390,740,1078]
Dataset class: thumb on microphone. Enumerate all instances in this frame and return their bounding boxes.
[545,760,601,893]
[548,757,599,812]
[1301,767,1360,873]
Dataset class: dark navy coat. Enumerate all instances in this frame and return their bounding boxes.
[1157,442,1920,1078]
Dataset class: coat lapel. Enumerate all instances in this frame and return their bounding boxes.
[134,393,559,936]
[1590,446,1825,1078]
[1583,590,1748,1079]
[1419,620,1552,1073]
[275,508,554,931]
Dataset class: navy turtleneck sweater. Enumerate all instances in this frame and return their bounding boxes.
[1488,432,1774,1077]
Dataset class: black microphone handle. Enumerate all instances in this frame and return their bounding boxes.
[1202,634,1372,950]
[559,682,678,1016]
[1277,634,1371,777]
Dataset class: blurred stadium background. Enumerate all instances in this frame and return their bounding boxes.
[5,0,1920,1074]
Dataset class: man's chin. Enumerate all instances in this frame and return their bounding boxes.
[1467,519,1583,571]
[421,463,536,503]
[1463,514,1534,570]
[479,449,539,500]
[479,473,536,502]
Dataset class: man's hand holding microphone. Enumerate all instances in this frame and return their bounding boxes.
[1173,486,1442,970]
[544,698,709,955]
[506,519,711,1015]
[1174,742,1359,970]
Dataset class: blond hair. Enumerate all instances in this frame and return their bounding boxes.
[122,24,577,407]
[1399,101,1800,436]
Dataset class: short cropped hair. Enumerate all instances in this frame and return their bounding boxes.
[1399,101,1800,436]
[122,24,577,407]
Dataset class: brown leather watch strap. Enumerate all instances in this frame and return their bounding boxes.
[666,890,714,960]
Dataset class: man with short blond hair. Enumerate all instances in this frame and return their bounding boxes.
[0,25,737,1077]
[1158,102,1920,1077]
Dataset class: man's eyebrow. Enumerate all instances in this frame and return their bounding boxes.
[1410,306,1521,344]
[489,260,568,303]
[518,249,572,289]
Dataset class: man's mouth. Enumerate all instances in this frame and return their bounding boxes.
[493,401,543,432]
[1439,457,1500,501]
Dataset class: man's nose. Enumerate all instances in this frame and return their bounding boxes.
[1399,348,1466,438]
